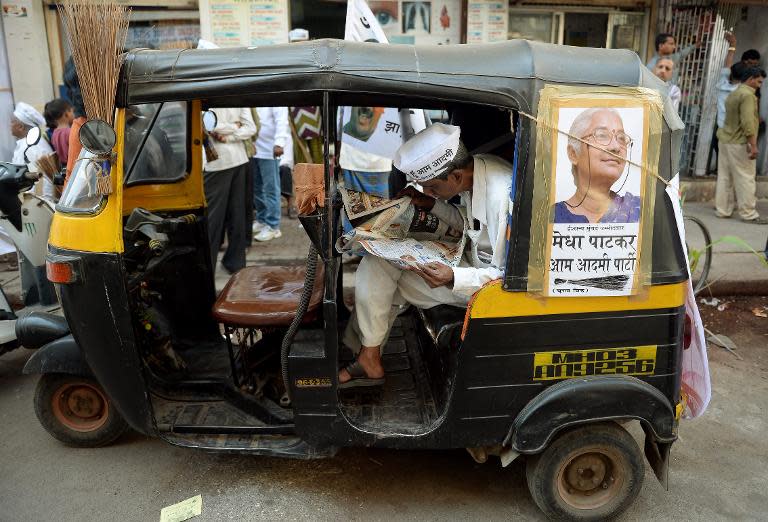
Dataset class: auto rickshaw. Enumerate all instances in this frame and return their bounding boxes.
[22,39,689,520]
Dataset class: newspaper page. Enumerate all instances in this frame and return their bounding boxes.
[339,183,407,220]
[337,187,466,267]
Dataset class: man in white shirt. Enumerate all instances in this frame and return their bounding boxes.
[652,59,682,113]
[10,102,55,200]
[204,107,257,273]
[339,123,513,388]
[252,107,290,242]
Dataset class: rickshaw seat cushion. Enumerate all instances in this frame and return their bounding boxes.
[212,264,325,327]
[418,305,466,350]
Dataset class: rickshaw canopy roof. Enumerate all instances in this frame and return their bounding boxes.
[118,39,680,126]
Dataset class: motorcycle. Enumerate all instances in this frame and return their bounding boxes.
[0,127,60,356]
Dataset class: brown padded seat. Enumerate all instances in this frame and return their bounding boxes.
[212,264,324,327]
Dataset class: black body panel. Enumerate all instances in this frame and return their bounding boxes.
[445,306,684,447]
[22,334,90,376]
[506,375,676,453]
[49,247,155,435]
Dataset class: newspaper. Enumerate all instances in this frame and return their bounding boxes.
[339,184,406,220]
[337,187,467,268]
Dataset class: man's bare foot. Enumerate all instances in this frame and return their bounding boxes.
[339,346,385,384]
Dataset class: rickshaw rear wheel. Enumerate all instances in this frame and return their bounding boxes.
[525,422,644,521]
[34,373,129,447]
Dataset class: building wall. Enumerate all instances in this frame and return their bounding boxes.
[1,0,54,111]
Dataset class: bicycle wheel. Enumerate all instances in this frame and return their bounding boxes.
[683,215,712,294]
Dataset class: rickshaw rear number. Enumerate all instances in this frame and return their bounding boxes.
[533,346,657,381]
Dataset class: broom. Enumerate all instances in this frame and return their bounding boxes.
[57,0,129,194]
[57,0,130,125]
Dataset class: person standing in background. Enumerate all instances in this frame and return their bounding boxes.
[43,99,74,166]
[652,59,682,113]
[62,57,87,184]
[204,107,257,273]
[716,67,767,224]
[708,32,746,174]
[647,33,699,85]
[251,106,290,242]
[279,131,297,219]
[10,102,55,200]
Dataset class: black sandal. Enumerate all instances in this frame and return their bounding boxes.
[338,360,385,389]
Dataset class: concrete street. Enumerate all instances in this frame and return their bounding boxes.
[1,318,766,521]
[1,204,767,521]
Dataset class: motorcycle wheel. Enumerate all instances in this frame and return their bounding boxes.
[34,373,128,447]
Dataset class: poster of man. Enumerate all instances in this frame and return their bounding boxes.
[546,102,649,297]
[340,106,427,159]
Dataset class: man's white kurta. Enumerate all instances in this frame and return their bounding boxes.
[346,153,513,350]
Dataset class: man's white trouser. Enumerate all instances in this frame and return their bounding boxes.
[343,255,470,354]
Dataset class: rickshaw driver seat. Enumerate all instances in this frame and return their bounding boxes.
[212,264,325,327]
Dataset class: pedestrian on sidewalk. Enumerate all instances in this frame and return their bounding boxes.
[43,98,74,165]
[62,57,87,185]
[251,106,290,242]
[652,58,682,113]
[715,66,768,224]
[204,107,257,273]
[647,33,699,85]
[708,33,747,173]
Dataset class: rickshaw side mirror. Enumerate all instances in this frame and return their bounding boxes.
[202,110,218,133]
[79,119,117,156]
[25,126,41,147]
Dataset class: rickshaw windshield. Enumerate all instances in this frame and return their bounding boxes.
[124,101,189,186]
[56,149,106,214]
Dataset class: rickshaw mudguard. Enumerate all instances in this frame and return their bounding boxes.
[505,374,676,453]
[22,334,91,376]
[50,247,155,436]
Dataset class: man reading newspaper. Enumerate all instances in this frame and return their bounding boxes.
[339,123,513,388]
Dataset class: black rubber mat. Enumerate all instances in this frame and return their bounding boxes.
[339,315,438,434]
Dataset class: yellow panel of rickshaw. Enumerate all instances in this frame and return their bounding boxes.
[48,111,127,254]
[122,100,205,214]
[468,280,686,319]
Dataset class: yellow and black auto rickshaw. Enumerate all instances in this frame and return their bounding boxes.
[22,40,690,520]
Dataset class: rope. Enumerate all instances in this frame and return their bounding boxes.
[516,109,672,188]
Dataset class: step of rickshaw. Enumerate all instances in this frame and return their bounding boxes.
[161,430,337,457]
[339,314,438,435]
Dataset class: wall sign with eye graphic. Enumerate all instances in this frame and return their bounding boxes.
[369,1,399,34]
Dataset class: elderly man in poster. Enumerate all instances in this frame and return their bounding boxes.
[339,123,513,388]
[554,108,640,224]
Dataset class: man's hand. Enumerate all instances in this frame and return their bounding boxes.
[748,143,758,160]
[411,262,453,288]
[397,186,435,210]
[725,31,736,47]
[273,145,284,158]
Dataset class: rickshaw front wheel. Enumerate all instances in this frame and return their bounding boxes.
[34,373,129,447]
[525,422,644,521]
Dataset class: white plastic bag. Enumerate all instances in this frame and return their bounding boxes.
[665,175,711,418]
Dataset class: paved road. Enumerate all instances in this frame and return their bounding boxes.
[1,320,766,522]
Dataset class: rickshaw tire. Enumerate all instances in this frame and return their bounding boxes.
[525,422,644,521]
[34,373,129,448]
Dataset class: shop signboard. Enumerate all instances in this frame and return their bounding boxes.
[466,0,507,44]
[199,0,289,47]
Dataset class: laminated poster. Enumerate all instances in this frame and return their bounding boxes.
[530,87,663,298]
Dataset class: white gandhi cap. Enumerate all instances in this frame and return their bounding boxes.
[393,123,461,182]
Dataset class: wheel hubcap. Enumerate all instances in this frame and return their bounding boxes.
[52,381,109,432]
[557,449,624,510]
